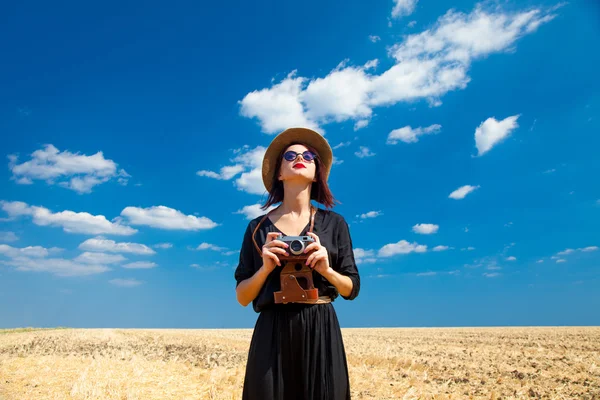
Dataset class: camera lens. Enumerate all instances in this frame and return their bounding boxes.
[290,240,303,254]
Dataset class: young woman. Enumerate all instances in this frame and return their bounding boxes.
[234,127,360,400]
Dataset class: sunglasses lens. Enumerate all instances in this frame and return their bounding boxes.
[283,151,296,161]
[303,151,315,161]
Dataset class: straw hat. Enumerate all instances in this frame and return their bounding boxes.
[262,127,333,193]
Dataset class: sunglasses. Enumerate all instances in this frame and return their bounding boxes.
[283,150,317,162]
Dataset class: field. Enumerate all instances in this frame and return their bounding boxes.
[1,327,599,399]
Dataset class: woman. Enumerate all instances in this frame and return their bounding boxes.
[234,127,360,400]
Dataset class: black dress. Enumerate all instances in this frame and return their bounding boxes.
[234,207,360,400]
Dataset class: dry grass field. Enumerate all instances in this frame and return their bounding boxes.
[1,326,599,399]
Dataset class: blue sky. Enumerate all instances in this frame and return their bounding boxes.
[1,0,599,329]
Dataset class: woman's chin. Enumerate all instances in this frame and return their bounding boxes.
[282,176,314,186]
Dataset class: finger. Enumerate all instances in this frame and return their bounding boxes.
[305,250,321,266]
[303,243,320,254]
[263,249,281,266]
[269,247,289,256]
[265,232,282,244]
[266,239,289,248]
[306,232,320,245]
[310,253,325,269]
[305,253,313,266]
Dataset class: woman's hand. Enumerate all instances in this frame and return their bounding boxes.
[303,232,331,276]
[261,232,289,273]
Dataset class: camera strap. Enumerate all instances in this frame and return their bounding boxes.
[251,204,316,257]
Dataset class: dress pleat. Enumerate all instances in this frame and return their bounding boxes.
[242,303,351,400]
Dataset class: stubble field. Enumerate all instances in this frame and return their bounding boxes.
[0,326,599,399]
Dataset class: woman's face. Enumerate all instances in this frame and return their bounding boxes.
[278,144,317,186]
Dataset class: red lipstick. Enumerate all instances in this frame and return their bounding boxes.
[293,163,306,169]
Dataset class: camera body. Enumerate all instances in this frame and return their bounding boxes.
[273,234,320,304]
[277,234,316,258]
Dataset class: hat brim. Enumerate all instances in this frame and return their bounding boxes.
[262,127,333,194]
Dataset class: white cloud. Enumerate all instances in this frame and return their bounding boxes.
[387,124,441,144]
[235,203,277,220]
[1,200,136,236]
[548,246,598,262]
[357,211,382,219]
[483,272,500,278]
[417,271,437,276]
[557,248,575,256]
[332,156,344,166]
[120,205,218,231]
[449,185,480,199]
[301,62,374,127]
[238,4,555,133]
[191,264,218,271]
[355,146,375,158]
[353,248,377,264]
[197,146,267,195]
[0,244,49,258]
[122,261,157,269]
[368,274,391,279]
[333,141,352,150]
[235,168,265,195]
[474,115,520,156]
[191,261,229,271]
[506,256,517,261]
[487,265,502,270]
[197,165,244,180]
[239,71,321,134]
[1,255,110,277]
[78,237,155,255]
[196,243,227,252]
[433,245,450,252]
[0,244,112,277]
[74,252,126,264]
[392,0,418,19]
[8,144,130,193]
[369,35,381,43]
[0,231,19,242]
[536,259,544,263]
[378,240,427,257]
[407,20,417,28]
[364,59,379,71]
[109,278,142,287]
[354,119,370,131]
[412,223,439,234]
[153,243,173,249]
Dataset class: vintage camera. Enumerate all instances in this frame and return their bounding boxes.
[278,235,316,257]
[273,234,319,304]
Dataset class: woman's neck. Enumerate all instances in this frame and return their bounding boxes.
[279,182,312,217]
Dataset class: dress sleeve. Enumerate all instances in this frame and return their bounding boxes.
[234,222,256,288]
[335,217,360,300]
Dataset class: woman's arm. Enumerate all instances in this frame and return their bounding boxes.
[234,226,285,307]
[305,216,361,300]
[234,223,263,307]
[236,265,270,307]
[333,217,361,300]
[321,267,354,298]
